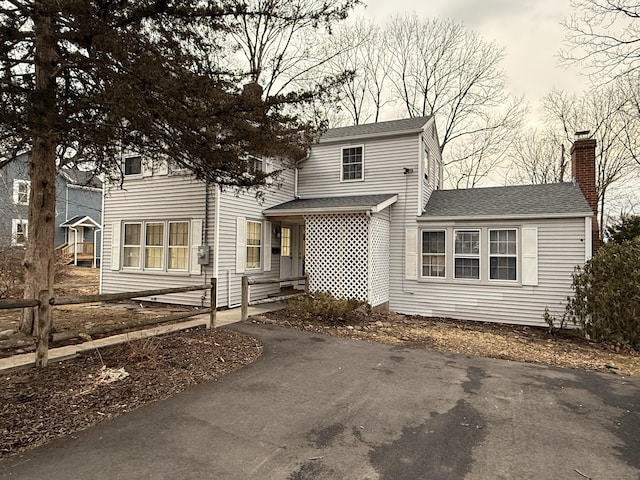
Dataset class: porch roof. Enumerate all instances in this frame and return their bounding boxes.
[59,215,102,229]
[420,183,592,221]
[263,193,398,216]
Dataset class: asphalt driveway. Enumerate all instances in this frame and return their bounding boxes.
[1,323,639,480]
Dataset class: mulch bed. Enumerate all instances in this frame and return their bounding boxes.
[254,308,640,377]
[0,328,262,459]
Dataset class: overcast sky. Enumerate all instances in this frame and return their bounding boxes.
[358,0,589,118]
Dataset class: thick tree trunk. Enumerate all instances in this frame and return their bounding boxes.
[19,2,58,367]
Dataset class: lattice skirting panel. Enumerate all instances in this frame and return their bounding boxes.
[305,213,369,301]
[369,216,390,306]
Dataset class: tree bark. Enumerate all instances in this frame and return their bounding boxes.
[19,2,58,367]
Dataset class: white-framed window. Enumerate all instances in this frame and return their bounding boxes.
[122,220,191,271]
[11,219,27,246]
[13,179,30,205]
[168,221,189,271]
[123,222,142,268]
[422,230,446,278]
[144,222,164,269]
[341,146,364,181]
[124,155,142,176]
[454,229,480,279]
[246,220,262,269]
[422,140,430,179]
[489,229,517,281]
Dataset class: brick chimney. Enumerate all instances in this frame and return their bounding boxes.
[570,131,600,252]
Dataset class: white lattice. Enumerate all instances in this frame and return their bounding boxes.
[305,214,369,301]
[370,216,390,307]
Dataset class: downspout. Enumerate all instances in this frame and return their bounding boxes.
[294,166,299,199]
[98,184,105,293]
[65,185,69,243]
[214,184,220,282]
[202,179,210,307]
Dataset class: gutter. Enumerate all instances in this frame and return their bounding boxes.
[416,211,594,222]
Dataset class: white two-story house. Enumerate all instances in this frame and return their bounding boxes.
[100,117,596,326]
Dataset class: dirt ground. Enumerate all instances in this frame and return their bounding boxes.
[2,266,639,459]
[0,266,207,357]
[254,308,640,377]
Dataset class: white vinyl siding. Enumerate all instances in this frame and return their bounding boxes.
[100,174,210,306]
[397,218,586,327]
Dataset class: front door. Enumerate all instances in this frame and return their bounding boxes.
[292,223,305,289]
[280,223,305,289]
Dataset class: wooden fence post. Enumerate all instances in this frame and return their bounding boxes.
[35,289,52,368]
[210,277,217,329]
[241,276,249,322]
[304,274,309,294]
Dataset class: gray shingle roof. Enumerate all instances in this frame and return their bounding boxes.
[264,194,397,215]
[421,183,592,219]
[321,117,432,142]
[61,167,103,189]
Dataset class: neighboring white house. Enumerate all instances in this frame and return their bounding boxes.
[100,117,597,326]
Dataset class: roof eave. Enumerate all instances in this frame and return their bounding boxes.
[264,194,398,217]
[319,127,428,144]
[417,211,593,222]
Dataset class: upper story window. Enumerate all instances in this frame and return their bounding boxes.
[13,179,30,205]
[124,155,142,176]
[423,141,430,179]
[489,229,517,281]
[248,156,263,174]
[454,230,480,279]
[341,146,363,182]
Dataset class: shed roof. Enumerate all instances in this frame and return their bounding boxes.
[320,117,432,143]
[264,194,398,216]
[420,183,592,220]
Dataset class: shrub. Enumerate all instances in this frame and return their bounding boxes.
[0,247,24,299]
[567,240,640,349]
[286,291,366,321]
[606,215,640,244]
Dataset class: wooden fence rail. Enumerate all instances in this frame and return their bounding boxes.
[241,275,308,321]
[0,278,218,367]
